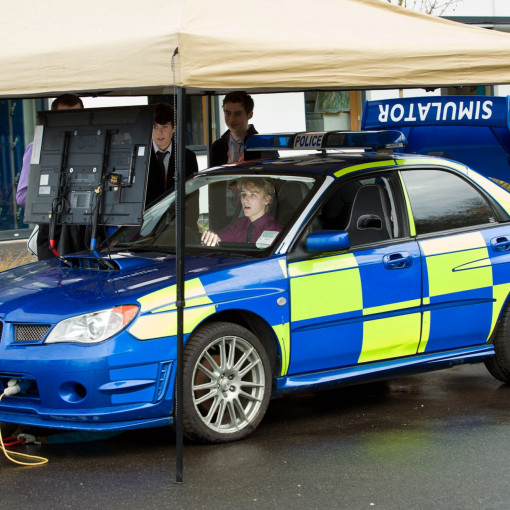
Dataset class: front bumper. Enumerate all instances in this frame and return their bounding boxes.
[0,330,177,431]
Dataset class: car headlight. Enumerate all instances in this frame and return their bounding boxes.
[45,305,139,344]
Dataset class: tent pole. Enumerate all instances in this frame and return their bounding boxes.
[206,93,214,167]
[175,86,186,483]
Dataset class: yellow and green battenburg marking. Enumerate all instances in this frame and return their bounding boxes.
[418,232,494,352]
[130,270,292,376]
[289,251,422,363]
[130,160,510,368]
[129,278,216,339]
[289,253,361,322]
[419,232,492,297]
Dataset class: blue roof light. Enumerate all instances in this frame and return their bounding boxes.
[246,130,407,151]
[245,133,295,150]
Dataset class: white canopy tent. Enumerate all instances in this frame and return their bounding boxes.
[5,0,510,482]
[2,0,510,98]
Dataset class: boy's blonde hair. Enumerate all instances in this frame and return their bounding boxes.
[238,178,275,213]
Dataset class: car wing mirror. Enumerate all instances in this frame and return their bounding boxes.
[305,230,350,253]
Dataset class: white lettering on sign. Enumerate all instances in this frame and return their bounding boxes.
[390,104,404,122]
[378,105,389,122]
[377,100,494,124]
[443,102,456,120]
[482,101,492,119]
[458,102,473,120]
[404,104,417,122]
[418,103,430,120]
[293,133,325,149]
[432,103,442,121]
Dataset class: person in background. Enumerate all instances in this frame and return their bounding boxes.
[16,94,83,206]
[16,94,84,260]
[146,102,198,207]
[210,91,269,167]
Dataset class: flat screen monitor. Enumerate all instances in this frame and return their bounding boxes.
[24,105,153,227]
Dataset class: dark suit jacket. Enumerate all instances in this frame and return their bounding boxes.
[210,125,278,167]
[146,142,198,207]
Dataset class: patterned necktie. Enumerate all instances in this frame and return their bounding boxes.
[233,140,242,162]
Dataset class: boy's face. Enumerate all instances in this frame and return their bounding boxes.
[240,185,270,222]
[152,122,175,151]
[223,102,253,140]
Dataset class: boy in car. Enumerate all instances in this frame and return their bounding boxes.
[201,177,281,246]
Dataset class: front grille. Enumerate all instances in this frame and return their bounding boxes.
[14,324,51,343]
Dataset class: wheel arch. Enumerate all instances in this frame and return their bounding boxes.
[490,291,510,342]
[194,309,282,380]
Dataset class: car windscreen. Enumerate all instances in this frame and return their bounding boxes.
[107,173,316,256]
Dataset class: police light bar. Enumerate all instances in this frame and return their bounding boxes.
[245,130,407,151]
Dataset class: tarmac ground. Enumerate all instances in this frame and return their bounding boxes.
[1,363,510,510]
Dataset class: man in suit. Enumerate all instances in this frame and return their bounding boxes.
[146,102,198,207]
[210,91,278,167]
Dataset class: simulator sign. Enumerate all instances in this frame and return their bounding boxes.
[362,96,510,130]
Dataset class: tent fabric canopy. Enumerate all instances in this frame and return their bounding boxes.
[3,0,510,98]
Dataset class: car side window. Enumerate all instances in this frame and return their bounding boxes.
[319,175,401,247]
[401,169,496,235]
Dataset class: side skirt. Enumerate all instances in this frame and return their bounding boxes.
[275,345,495,394]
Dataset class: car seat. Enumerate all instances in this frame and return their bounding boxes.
[275,181,309,226]
[345,184,393,245]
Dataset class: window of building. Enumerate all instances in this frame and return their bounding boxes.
[304,91,362,132]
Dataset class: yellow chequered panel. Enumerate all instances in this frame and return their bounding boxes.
[278,259,288,279]
[420,231,486,256]
[272,323,290,376]
[420,233,492,297]
[425,248,492,297]
[359,313,421,363]
[418,310,431,353]
[289,253,358,277]
[290,267,362,322]
[129,305,216,340]
[137,278,211,313]
[363,299,421,316]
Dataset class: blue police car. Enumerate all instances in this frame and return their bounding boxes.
[1,130,510,443]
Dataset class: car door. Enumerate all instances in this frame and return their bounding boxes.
[287,173,423,375]
[400,167,510,353]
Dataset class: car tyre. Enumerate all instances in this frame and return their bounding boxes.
[180,322,272,443]
[485,304,510,383]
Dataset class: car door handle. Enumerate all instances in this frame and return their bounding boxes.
[383,252,413,270]
[491,236,510,252]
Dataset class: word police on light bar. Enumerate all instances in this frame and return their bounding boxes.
[245,130,407,151]
[294,132,326,149]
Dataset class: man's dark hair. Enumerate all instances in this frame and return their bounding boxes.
[222,91,254,115]
[154,102,175,127]
[51,93,83,110]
